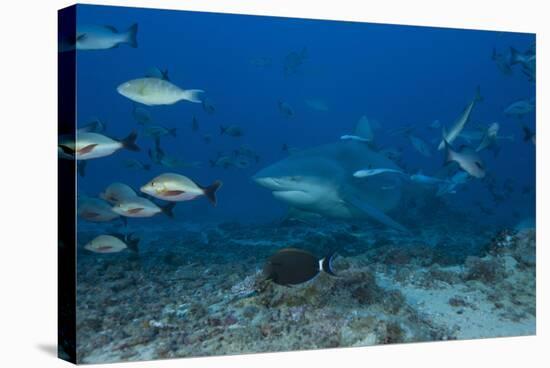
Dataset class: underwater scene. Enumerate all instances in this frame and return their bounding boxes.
[63,4,535,364]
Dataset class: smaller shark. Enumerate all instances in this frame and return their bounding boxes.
[438,87,483,150]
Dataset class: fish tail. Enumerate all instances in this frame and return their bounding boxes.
[509,47,520,65]
[522,125,533,142]
[161,202,176,219]
[182,89,204,103]
[125,23,138,48]
[219,125,226,135]
[202,180,223,206]
[126,233,140,253]
[474,85,483,103]
[77,161,87,177]
[121,131,140,152]
[443,139,455,166]
[437,126,448,151]
[321,251,337,276]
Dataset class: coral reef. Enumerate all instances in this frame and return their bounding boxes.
[75,221,536,363]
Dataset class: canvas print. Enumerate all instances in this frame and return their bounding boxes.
[58,4,536,364]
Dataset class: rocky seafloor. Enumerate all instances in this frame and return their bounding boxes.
[75,219,536,364]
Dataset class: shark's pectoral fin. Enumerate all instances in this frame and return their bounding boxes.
[345,193,410,234]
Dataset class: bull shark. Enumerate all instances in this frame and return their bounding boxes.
[253,140,409,232]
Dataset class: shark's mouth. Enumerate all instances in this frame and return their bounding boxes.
[272,189,314,205]
[253,176,286,190]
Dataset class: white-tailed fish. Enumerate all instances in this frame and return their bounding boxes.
[117,78,204,106]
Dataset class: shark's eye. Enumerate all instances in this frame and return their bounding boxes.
[151,181,155,186]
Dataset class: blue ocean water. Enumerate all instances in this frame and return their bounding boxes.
[70,4,536,363]
[76,5,535,225]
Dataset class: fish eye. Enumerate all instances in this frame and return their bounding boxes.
[151,181,155,186]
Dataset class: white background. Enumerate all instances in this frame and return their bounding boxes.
[0,0,547,367]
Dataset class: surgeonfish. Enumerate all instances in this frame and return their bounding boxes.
[264,248,336,286]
